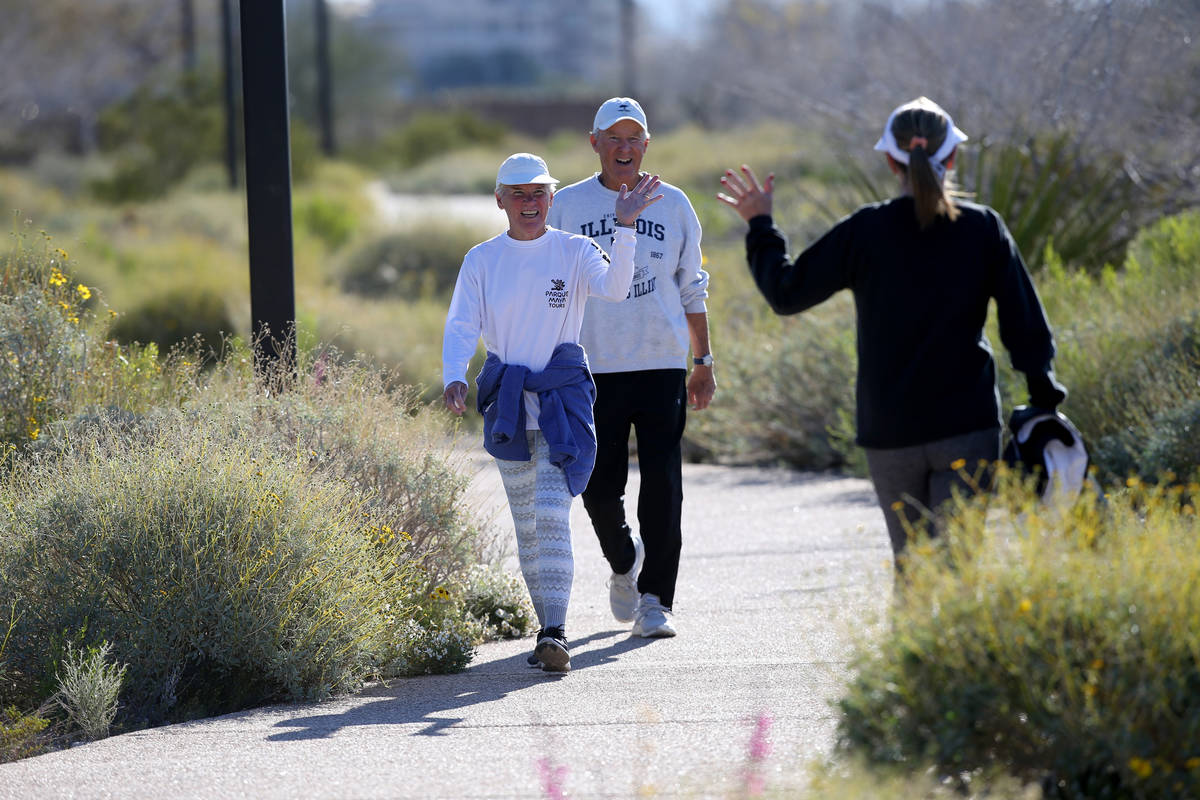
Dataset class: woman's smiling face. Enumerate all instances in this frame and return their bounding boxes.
[496,183,553,240]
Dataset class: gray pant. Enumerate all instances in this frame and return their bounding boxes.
[864,427,1000,562]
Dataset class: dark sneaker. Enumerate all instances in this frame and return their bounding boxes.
[526,628,543,667]
[534,625,571,672]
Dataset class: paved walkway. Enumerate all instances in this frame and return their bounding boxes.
[0,455,891,799]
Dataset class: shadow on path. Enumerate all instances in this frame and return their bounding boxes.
[266,630,656,741]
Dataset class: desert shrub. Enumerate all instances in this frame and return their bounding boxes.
[837,468,1200,799]
[54,643,126,741]
[0,242,91,445]
[228,348,491,591]
[686,295,857,468]
[385,565,534,676]
[369,110,506,169]
[388,619,477,677]
[0,706,51,763]
[1017,210,1200,483]
[0,414,420,724]
[461,564,536,641]
[90,74,225,203]
[295,194,357,251]
[106,287,233,355]
[338,225,478,300]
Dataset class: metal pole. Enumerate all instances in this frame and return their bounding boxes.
[620,0,635,96]
[239,0,296,375]
[315,0,336,156]
[182,0,197,74]
[221,0,239,189]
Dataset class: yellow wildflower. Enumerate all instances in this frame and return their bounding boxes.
[1185,757,1200,770]
[950,458,966,470]
[76,284,91,300]
[1018,598,1033,614]
[1128,757,1152,779]
[49,268,67,286]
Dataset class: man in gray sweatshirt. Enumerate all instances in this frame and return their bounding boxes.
[547,97,715,638]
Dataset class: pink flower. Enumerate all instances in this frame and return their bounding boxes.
[741,711,773,796]
[537,756,569,800]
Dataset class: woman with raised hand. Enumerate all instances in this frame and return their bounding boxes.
[443,152,661,672]
[717,97,1067,572]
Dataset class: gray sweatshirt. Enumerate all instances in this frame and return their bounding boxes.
[548,173,708,373]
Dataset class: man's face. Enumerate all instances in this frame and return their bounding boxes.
[591,119,648,191]
[496,182,553,240]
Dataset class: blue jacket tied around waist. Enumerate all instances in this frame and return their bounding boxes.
[475,342,598,496]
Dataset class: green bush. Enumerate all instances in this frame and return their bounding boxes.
[90,75,225,203]
[1022,211,1200,483]
[0,706,51,763]
[54,643,127,741]
[295,194,357,250]
[339,226,479,301]
[107,287,233,355]
[461,564,536,641]
[369,110,505,169]
[836,469,1200,798]
[0,413,420,724]
[686,295,857,468]
[0,243,90,445]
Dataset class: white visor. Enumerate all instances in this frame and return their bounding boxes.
[873,98,968,169]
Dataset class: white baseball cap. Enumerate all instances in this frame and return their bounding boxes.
[873,97,968,167]
[496,152,558,186]
[592,97,649,135]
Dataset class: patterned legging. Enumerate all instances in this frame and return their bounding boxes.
[495,431,574,630]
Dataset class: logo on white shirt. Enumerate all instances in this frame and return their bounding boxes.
[546,278,568,309]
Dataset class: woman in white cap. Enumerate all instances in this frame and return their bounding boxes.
[716,97,1068,571]
[443,152,661,671]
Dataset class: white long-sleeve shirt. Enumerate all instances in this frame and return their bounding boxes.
[442,226,636,424]
[547,174,708,373]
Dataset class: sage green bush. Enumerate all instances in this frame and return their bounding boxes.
[338,225,480,301]
[1008,210,1200,483]
[367,110,506,170]
[0,706,50,763]
[106,287,233,356]
[54,644,127,741]
[462,564,536,641]
[0,414,419,724]
[0,244,89,444]
[836,469,1200,799]
[686,292,857,468]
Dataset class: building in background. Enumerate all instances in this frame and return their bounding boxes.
[361,0,623,92]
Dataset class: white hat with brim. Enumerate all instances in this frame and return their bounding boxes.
[496,153,558,186]
[873,98,968,166]
[592,97,649,135]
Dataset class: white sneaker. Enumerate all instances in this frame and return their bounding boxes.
[607,532,644,622]
[632,593,676,638]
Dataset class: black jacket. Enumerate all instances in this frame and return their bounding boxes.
[746,197,1065,449]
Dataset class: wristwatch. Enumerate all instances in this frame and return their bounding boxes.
[693,354,714,367]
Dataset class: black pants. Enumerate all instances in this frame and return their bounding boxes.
[583,369,686,608]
